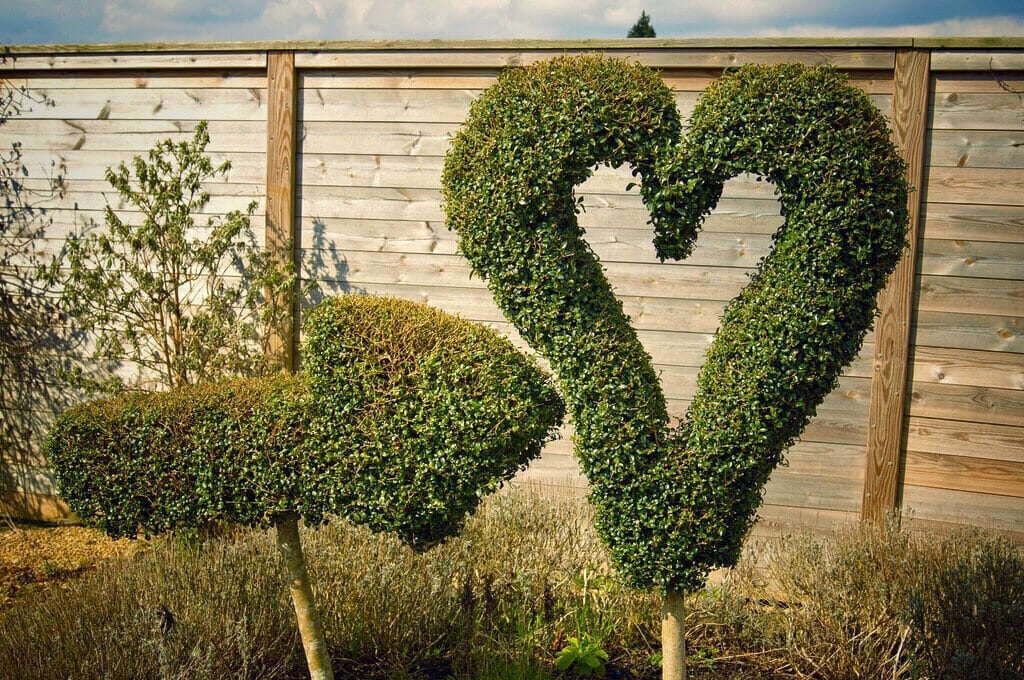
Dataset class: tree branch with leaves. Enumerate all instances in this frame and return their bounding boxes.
[49,121,299,393]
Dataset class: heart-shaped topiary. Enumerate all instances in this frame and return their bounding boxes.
[442,55,908,591]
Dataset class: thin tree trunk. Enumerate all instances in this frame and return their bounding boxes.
[662,589,687,680]
[275,512,334,680]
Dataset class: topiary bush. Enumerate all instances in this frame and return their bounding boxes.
[442,55,908,595]
[47,294,565,679]
[48,294,564,544]
[300,294,566,548]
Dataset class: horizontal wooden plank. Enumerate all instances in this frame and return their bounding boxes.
[300,121,456,156]
[901,484,1024,534]
[4,52,266,70]
[914,311,1018,356]
[15,176,265,208]
[3,118,268,153]
[907,382,1024,427]
[905,416,1024,462]
[300,87,476,123]
[19,149,266,185]
[300,196,782,238]
[930,50,1024,72]
[921,203,1024,242]
[8,65,894,95]
[295,48,896,70]
[0,38,929,57]
[911,346,1024,390]
[904,449,1024,498]
[753,503,861,535]
[8,87,267,121]
[916,38,1024,50]
[296,153,784,204]
[916,274,1024,316]
[305,249,761,301]
[763,471,863,512]
[926,129,1024,169]
[924,166,1024,205]
[918,238,1024,279]
[930,91,1024,131]
[5,72,267,90]
[782,442,865,480]
[302,219,771,268]
[931,73,1024,94]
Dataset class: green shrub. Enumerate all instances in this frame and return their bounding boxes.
[443,55,908,591]
[47,294,564,545]
[300,294,566,547]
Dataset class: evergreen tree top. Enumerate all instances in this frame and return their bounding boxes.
[627,11,656,38]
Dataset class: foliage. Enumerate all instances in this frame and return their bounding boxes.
[47,121,294,393]
[627,11,656,38]
[555,633,609,676]
[3,488,1019,679]
[442,55,908,591]
[47,295,564,544]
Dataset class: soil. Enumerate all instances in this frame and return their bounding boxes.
[0,517,145,608]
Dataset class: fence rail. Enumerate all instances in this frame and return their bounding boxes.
[2,39,1022,542]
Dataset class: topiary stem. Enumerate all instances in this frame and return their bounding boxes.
[662,589,687,680]
[275,513,334,680]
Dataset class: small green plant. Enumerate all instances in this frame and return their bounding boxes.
[555,633,609,677]
[48,120,295,393]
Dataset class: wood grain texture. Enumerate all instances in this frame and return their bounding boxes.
[901,484,1024,534]
[294,48,896,70]
[905,417,1024,461]
[916,275,1024,316]
[921,203,1024,242]
[863,49,930,522]
[926,130,1024,170]
[930,50,1024,71]
[904,450,1024,497]
[913,310,1022,353]
[911,346,1024,390]
[266,52,298,371]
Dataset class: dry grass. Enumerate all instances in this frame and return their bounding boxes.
[0,489,1020,679]
[0,517,143,606]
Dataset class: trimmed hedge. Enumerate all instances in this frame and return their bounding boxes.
[48,295,565,546]
[442,56,908,591]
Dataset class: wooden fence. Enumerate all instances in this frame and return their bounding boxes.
[1,39,1021,543]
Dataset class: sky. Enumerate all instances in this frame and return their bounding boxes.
[1,0,1023,45]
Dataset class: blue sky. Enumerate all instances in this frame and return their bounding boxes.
[2,0,1023,45]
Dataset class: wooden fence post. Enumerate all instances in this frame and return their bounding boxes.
[266,50,299,372]
[861,49,931,523]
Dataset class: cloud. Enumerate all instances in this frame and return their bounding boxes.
[757,15,1024,37]
[2,0,1022,44]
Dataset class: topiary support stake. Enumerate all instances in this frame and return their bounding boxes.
[276,512,334,680]
[662,590,687,680]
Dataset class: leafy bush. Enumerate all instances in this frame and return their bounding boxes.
[47,294,564,545]
[48,121,295,392]
[300,294,566,547]
[443,55,908,591]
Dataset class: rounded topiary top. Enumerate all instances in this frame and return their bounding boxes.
[48,295,565,546]
[443,56,907,591]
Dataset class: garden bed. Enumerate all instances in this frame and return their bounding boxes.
[0,487,1020,678]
